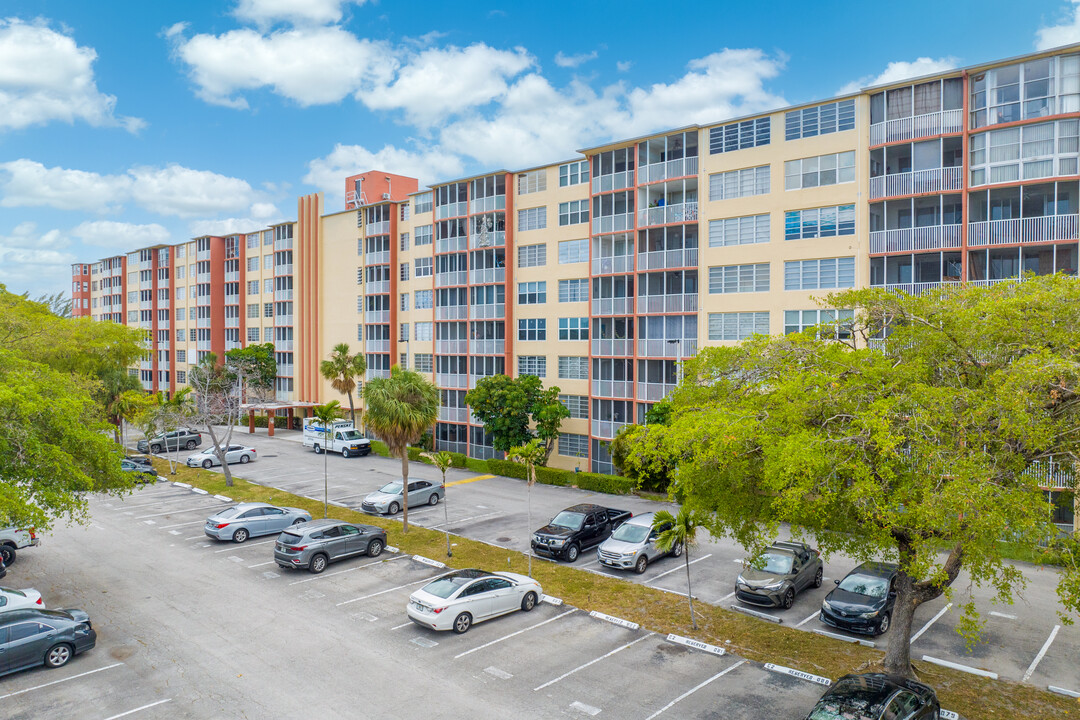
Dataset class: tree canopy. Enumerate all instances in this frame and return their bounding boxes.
[626,276,1080,677]
[226,343,277,402]
[465,374,569,463]
[320,343,366,426]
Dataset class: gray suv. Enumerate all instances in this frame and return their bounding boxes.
[138,428,202,454]
[735,540,823,609]
[274,519,387,574]
[597,512,682,574]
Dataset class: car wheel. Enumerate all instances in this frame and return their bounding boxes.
[0,545,15,566]
[232,528,249,543]
[388,502,400,515]
[44,643,73,669]
[453,612,472,634]
[367,539,384,557]
[781,588,795,609]
[876,612,891,635]
[313,444,323,454]
[185,440,197,450]
[342,448,351,458]
[202,459,212,469]
[309,553,328,574]
[151,444,162,454]
[813,567,823,588]
[634,555,649,574]
[521,591,538,612]
[565,544,580,563]
[291,518,304,525]
[428,493,440,506]
[671,542,683,558]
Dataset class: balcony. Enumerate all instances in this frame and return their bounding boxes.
[157,299,170,309]
[592,255,634,275]
[140,379,154,391]
[275,388,294,402]
[366,339,391,353]
[869,109,963,146]
[638,156,699,184]
[435,339,468,354]
[158,320,170,330]
[365,250,390,266]
[470,339,505,355]
[591,419,629,439]
[274,339,294,351]
[197,316,212,329]
[436,439,468,454]
[274,237,293,252]
[591,380,633,398]
[592,171,634,194]
[637,201,698,228]
[156,340,170,351]
[637,248,698,271]
[1023,457,1075,490]
[365,310,390,323]
[275,289,293,301]
[276,314,293,326]
[469,231,506,249]
[469,374,498,389]
[140,300,153,310]
[871,281,962,295]
[225,316,239,328]
[366,368,391,381]
[637,293,698,314]
[869,167,962,200]
[366,220,391,236]
[469,304,505,319]
[197,272,211,283]
[366,280,390,295]
[435,271,468,288]
[225,341,241,351]
[869,225,962,254]
[967,215,1079,247]
[436,373,467,388]
[591,297,634,316]
[592,212,634,235]
[637,338,698,358]
[469,267,505,285]
[275,263,293,275]
[435,305,468,320]
[277,364,294,377]
[197,250,211,261]
[197,340,212,351]
[637,382,677,402]
[436,201,467,220]
[225,271,239,282]
[469,196,506,214]
[591,338,633,357]
[436,236,467,253]
[439,406,469,423]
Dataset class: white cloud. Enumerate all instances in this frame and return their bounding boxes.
[838,57,959,95]
[304,143,464,201]
[0,18,143,132]
[187,217,273,237]
[616,60,633,73]
[0,159,132,212]
[71,220,170,249]
[249,202,280,221]
[129,165,257,217]
[0,223,75,296]
[233,0,366,28]
[555,50,598,68]
[1037,1,1080,50]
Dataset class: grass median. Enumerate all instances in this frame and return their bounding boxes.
[150,461,1077,719]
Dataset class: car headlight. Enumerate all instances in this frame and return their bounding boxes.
[621,552,637,559]
[763,581,784,591]
[858,610,879,619]
[821,600,833,612]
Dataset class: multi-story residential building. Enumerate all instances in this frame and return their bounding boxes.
[73,44,1079,530]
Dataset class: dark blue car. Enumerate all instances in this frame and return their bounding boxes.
[0,608,97,677]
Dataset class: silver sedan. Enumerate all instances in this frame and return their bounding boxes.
[186,445,257,469]
[361,479,442,515]
[204,502,311,543]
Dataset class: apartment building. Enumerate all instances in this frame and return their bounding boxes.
[72,44,1080,524]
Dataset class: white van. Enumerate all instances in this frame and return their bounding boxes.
[302,418,372,458]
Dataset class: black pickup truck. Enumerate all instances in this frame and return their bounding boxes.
[531,504,632,562]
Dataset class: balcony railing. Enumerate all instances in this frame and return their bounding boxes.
[435,271,468,288]
[225,317,239,328]
[637,382,677,402]
[439,406,469,423]
[277,364,294,377]
[197,316,212,329]
[274,339,294,351]
[592,212,635,234]
[157,320,170,330]
[197,340,212,351]
[470,339,505,355]
[592,255,634,275]
[365,310,390,323]
[869,225,962,254]
[637,248,698,271]
[871,281,962,295]
[275,263,293,275]
[435,201,468,220]
[469,268,505,285]
[367,339,391,353]
[274,237,293,251]
[365,250,390,265]
[591,419,629,439]
[637,156,699,184]
[275,289,293,301]
[591,338,634,357]
[197,250,211,261]
[366,368,391,381]
[637,338,698,358]
[276,314,293,326]
[637,293,698,314]
[591,297,634,316]
[197,273,211,283]
[591,379,633,398]
[224,271,239,282]
[435,305,468,320]
[869,109,964,146]
[469,231,506,249]
[1023,457,1075,490]
[435,339,468,354]
[366,220,391,236]
[469,374,498,389]
[435,373,467,388]
[225,341,241,351]
[366,280,390,295]
[592,171,635,194]
[470,304,505,319]
[469,196,506,214]
[436,439,468,454]
[637,201,698,228]
[967,215,1080,247]
[436,236,467,253]
[869,166,962,199]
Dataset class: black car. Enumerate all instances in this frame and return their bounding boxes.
[0,558,6,580]
[531,504,632,562]
[804,673,939,720]
[125,455,155,471]
[0,608,97,678]
[820,561,899,635]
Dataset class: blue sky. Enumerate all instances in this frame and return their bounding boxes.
[2,0,1080,298]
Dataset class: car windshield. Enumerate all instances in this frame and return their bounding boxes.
[838,574,890,598]
[0,588,26,597]
[758,552,793,574]
[215,507,242,519]
[611,523,650,543]
[422,574,478,599]
[340,430,363,440]
[550,511,585,531]
[378,483,403,495]
[806,704,875,720]
[278,532,303,545]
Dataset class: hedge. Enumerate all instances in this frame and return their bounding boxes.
[485,459,636,496]
[407,446,468,468]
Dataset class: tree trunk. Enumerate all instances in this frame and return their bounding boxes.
[685,548,696,629]
[323,431,329,518]
[527,478,533,577]
[347,392,356,426]
[206,425,233,487]
[400,450,410,533]
[883,579,921,676]
[443,471,451,557]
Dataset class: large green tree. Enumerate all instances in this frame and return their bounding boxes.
[226,343,277,403]
[627,276,1080,678]
[363,366,439,532]
[465,374,569,463]
[320,343,367,427]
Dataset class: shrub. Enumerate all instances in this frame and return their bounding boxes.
[403,446,467,468]
[485,459,635,495]
[238,414,270,428]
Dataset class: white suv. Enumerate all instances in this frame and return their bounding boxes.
[0,527,39,566]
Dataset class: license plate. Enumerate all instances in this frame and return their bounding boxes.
[412,602,427,613]
[277,545,285,552]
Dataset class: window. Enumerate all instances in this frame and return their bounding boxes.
[518,318,546,341]
[357,267,363,285]
[264,303,273,317]
[414,290,432,309]
[518,244,546,268]
[518,355,546,377]
[708,312,770,341]
[784,152,856,190]
[247,281,259,295]
[175,349,186,363]
[176,286,186,300]
[176,307,186,321]
[518,281,546,304]
[264,279,273,294]
[709,117,770,153]
[784,309,855,338]
[784,205,856,240]
[559,317,588,340]
[559,433,588,458]
[400,232,409,251]
[414,192,433,214]
[357,324,363,341]
[560,394,588,418]
[518,206,547,231]
[415,322,433,341]
[400,293,409,311]
[175,265,185,279]
[559,160,589,186]
[971,55,1080,129]
[414,353,433,372]
[558,238,588,264]
[708,264,770,293]
[247,303,258,318]
[785,99,856,140]
[415,257,433,277]
[708,166,770,201]
[517,169,546,194]
[559,279,588,302]
[969,119,1079,186]
[175,370,186,384]
[247,327,260,342]
[559,200,589,226]
[709,214,770,247]
[559,356,588,380]
[400,323,409,341]
[264,255,273,271]
[414,225,432,246]
[400,262,409,281]
[189,329,197,342]
[264,328,273,341]
[784,257,856,290]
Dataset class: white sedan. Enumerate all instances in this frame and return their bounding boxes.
[186,445,257,469]
[0,587,44,613]
[407,569,542,634]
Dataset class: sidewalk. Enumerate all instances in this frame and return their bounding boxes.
[221,425,305,443]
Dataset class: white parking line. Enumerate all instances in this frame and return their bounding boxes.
[248,560,276,568]
[102,698,172,719]
[427,511,501,530]
[213,538,277,553]
[134,504,222,520]
[643,660,746,720]
[534,633,654,691]
[1023,625,1061,683]
[714,591,736,603]
[336,575,436,606]
[330,491,370,501]
[391,621,413,630]
[645,554,712,585]
[185,535,205,540]
[160,520,209,530]
[796,610,821,628]
[109,495,214,511]
[289,555,409,585]
[0,662,124,700]
[910,602,951,643]
[264,473,322,485]
[990,611,1018,620]
[454,610,578,659]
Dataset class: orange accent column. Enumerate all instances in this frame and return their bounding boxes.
[268,412,275,437]
[249,412,255,434]
[389,203,400,367]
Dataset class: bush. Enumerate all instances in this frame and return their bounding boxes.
[406,446,467,468]
[238,414,269,428]
[485,459,635,495]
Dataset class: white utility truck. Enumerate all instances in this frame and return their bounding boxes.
[302,418,372,458]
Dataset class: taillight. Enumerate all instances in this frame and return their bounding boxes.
[290,545,306,552]
[214,523,230,529]
[432,607,445,614]
[35,597,43,605]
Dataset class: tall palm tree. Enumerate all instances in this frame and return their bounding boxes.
[653,507,703,629]
[507,438,545,578]
[312,401,342,518]
[421,451,454,557]
[363,366,438,532]
[320,343,367,427]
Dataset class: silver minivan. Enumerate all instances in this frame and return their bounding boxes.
[596,512,681,574]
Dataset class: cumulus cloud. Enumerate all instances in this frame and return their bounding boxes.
[555,50,598,68]
[304,143,464,200]
[233,0,366,28]
[70,220,170,249]
[187,217,274,237]
[1037,0,1080,50]
[0,18,143,132]
[0,223,75,296]
[838,57,959,95]
[616,60,633,73]
[129,165,256,217]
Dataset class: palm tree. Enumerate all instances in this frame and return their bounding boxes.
[312,401,342,519]
[421,451,454,557]
[506,438,545,578]
[113,390,147,451]
[653,507,703,629]
[363,366,438,532]
[320,343,367,427]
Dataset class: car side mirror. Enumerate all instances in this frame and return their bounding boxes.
[834,579,841,585]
